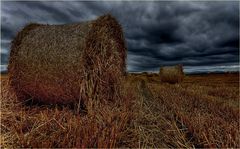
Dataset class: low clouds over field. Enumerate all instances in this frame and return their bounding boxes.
[1,1,239,73]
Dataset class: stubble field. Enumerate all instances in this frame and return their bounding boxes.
[1,73,239,148]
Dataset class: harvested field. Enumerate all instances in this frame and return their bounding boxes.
[1,73,239,148]
[0,76,134,148]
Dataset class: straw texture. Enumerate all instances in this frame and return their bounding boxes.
[159,65,184,83]
[8,14,126,104]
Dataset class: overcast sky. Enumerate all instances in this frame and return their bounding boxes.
[1,1,239,73]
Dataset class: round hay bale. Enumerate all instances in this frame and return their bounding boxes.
[8,14,126,104]
[159,64,184,84]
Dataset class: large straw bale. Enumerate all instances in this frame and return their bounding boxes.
[159,64,184,83]
[8,14,126,104]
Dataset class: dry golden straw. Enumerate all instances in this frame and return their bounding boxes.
[159,64,184,83]
[8,14,126,104]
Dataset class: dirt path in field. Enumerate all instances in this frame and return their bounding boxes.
[128,79,194,148]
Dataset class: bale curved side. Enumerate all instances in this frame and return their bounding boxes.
[8,14,126,104]
[159,65,184,83]
[8,23,42,100]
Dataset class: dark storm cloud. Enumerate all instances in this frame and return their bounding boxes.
[1,1,239,73]
[125,1,239,72]
[1,26,14,40]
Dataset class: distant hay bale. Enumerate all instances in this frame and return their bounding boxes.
[8,14,126,104]
[159,65,184,83]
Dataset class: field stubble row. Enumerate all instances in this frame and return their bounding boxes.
[1,73,239,148]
